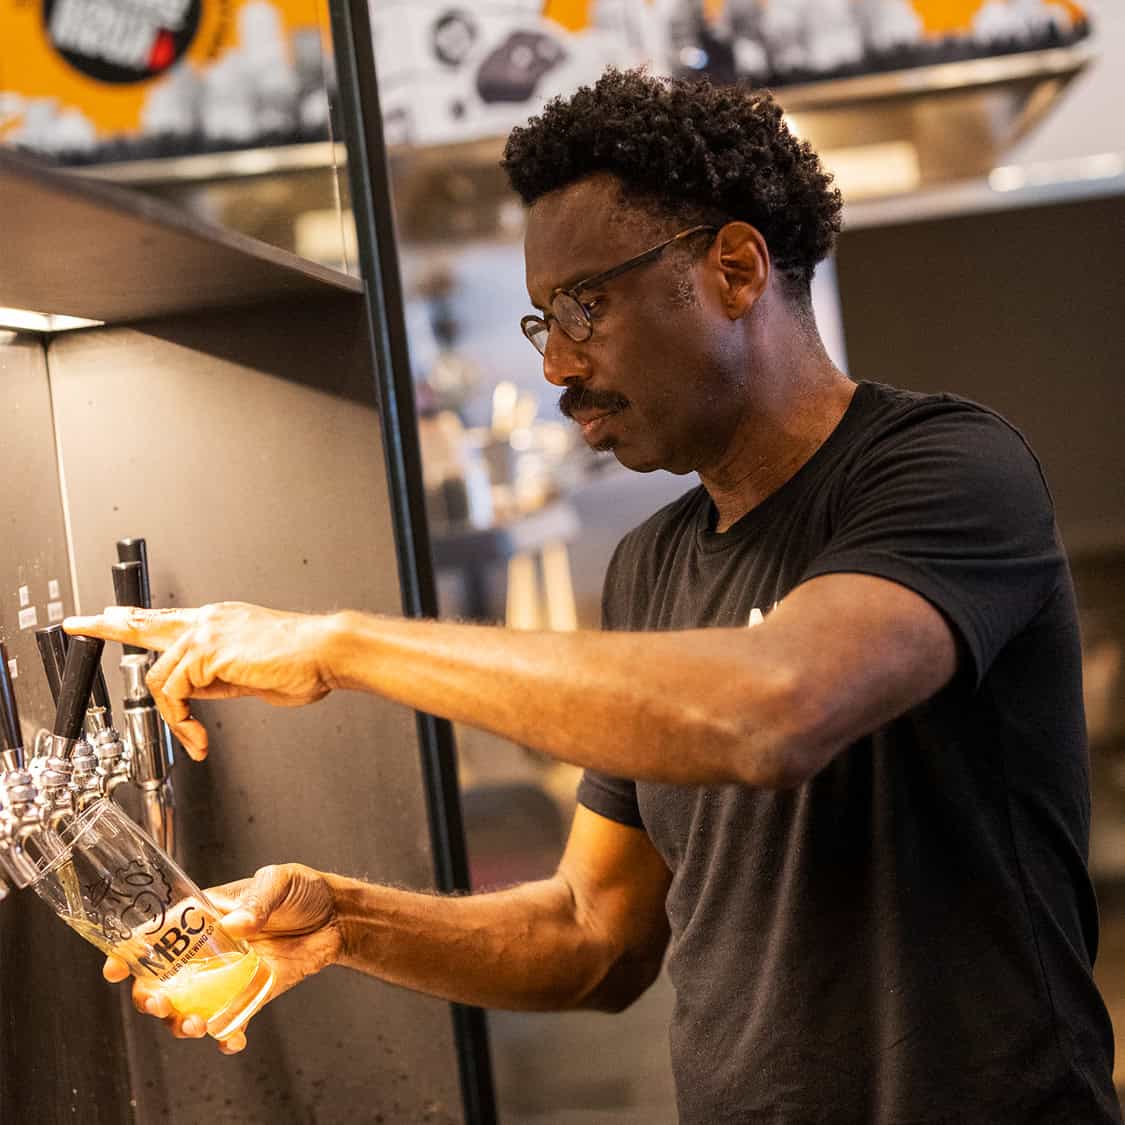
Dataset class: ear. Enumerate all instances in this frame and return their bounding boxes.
[711,222,770,319]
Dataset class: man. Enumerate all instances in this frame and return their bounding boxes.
[68,70,1119,1123]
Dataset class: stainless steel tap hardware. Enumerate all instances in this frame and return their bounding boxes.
[0,644,33,895]
[35,625,131,802]
[15,537,180,869]
[112,556,175,855]
[116,538,177,825]
[0,634,107,895]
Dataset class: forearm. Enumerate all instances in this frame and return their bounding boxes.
[322,612,797,785]
[326,873,620,1011]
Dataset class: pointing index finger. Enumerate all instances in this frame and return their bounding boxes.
[64,607,200,653]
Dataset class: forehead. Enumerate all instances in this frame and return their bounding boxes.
[523,175,659,302]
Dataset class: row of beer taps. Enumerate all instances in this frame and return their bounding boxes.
[0,538,177,899]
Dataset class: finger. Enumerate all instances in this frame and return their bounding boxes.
[222,864,287,938]
[64,607,199,652]
[140,988,172,1019]
[219,909,259,940]
[179,1015,208,1039]
[103,956,129,983]
[218,1030,248,1055]
[203,879,251,915]
[167,1014,204,1039]
[146,635,210,760]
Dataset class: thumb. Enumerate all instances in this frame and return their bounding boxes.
[221,865,287,939]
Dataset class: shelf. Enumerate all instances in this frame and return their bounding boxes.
[843,154,1125,231]
[776,40,1096,109]
[24,38,1098,250]
[0,148,363,326]
[80,141,348,188]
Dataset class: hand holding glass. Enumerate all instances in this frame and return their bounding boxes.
[31,798,273,1040]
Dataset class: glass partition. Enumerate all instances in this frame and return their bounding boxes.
[0,0,355,268]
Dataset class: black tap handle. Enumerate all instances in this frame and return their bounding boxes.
[54,636,105,741]
[35,624,69,704]
[91,663,112,718]
[112,561,147,656]
[116,539,152,609]
[36,624,112,720]
[0,640,22,753]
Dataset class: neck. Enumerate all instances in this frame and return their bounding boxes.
[698,324,855,534]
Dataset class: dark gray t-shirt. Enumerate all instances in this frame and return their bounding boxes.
[577,381,1119,1124]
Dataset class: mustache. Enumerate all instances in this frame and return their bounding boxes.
[558,384,630,420]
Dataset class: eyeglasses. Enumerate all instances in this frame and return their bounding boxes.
[520,224,717,356]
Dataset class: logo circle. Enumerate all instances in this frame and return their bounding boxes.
[43,0,202,84]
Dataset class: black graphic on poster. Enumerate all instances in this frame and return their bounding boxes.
[43,0,202,84]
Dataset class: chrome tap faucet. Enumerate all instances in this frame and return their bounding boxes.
[0,645,39,889]
[112,559,175,856]
[1,635,114,896]
[116,539,177,850]
[0,769,49,888]
[34,633,106,831]
[36,624,130,809]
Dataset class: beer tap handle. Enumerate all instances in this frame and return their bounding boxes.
[116,538,152,608]
[115,540,177,759]
[111,562,147,657]
[0,640,24,770]
[35,625,68,705]
[116,537,176,856]
[90,663,112,723]
[38,623,113,715]
[54,636,105,748]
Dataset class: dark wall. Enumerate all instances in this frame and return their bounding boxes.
[0,296,466,1125]
[835,191,1125,558]
[0,331,134,1124]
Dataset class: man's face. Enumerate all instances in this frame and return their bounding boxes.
[523,175,750,475]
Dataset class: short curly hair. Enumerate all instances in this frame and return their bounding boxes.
[502,68,842,301]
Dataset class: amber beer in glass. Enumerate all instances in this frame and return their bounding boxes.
[31,798,272,1039]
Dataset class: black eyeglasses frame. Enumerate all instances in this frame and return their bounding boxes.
[520,223,717,355]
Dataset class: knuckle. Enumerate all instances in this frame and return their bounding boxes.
[239,890,264,918]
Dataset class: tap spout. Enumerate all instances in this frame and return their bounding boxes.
[138,783,174,854]
[120,665,173,849]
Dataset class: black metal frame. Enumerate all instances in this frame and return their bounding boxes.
[326,2,497,1121]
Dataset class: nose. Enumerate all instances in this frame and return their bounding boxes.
[541,324,589,388]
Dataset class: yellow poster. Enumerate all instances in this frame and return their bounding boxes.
[1,0,1093,159]
[685,1,1091,89]
[910,1,1087,36]
[0,0,331,157]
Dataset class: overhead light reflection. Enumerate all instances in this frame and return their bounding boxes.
[990,152,1125,193]
[0,307,103,333]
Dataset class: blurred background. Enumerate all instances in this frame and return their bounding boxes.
[3,2,1123,1121]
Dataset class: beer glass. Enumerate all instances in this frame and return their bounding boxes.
[30,798,273,1040]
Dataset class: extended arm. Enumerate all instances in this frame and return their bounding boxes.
[68,571,954,788]
[331,805,670,1012]
[322,571,955,787]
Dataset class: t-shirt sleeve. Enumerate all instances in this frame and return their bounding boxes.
[576,535,644,828]
[800,402,1064,688]
[576,770,645,828]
